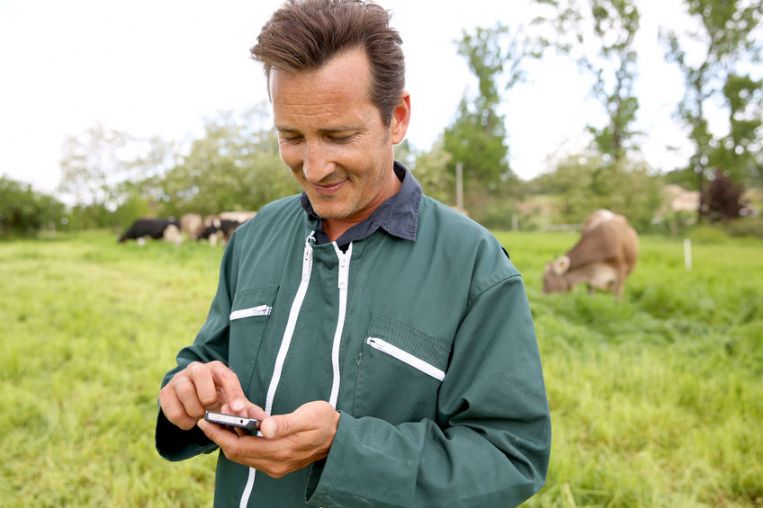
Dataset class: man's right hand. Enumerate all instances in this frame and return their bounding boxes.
[159,360,250,430]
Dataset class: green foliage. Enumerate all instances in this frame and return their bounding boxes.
[687,223,732,243]
[529,153,663,231]
[408,138,454,205]
[156,107,299,217]
[663,167,699,190]
[724,216,763,239]
[662,0,763,196]
[57,106,302,230]
[58,124,174,211]
[710,73,763,186]
[3,231,761,505]
[533,0,642,163]
[443,23,530,192]
[62,203,121,231]
[0,176,66,237]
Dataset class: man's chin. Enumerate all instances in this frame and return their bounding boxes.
[311,204,348,221]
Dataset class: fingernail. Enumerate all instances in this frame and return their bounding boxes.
[231,399,244,412]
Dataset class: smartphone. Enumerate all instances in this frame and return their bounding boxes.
[204,410,260,433]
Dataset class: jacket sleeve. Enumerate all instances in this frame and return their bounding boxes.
[306,274,551,507]
[154,233,240,461]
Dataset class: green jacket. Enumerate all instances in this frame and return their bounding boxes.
[156,192,551,507]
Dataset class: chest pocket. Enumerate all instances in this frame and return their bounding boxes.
[353,313,450,424]
[229,286,278,394]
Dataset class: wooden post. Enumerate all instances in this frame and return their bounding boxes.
[684,238,692,271]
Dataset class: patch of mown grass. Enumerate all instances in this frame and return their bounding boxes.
[1,230,761,506]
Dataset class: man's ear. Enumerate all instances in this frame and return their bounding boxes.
[390,91,411,145]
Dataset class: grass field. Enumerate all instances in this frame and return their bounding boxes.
[1,229,761,507]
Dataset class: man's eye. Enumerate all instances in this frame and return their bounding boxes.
[281,136,303,144]
[329,135,354,144]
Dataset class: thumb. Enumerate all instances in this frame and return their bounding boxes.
[259,412,299,440]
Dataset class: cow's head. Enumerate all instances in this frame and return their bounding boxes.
[551,255,570,276]
[542,262,571,294]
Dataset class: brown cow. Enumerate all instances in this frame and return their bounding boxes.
[543,210,638,298]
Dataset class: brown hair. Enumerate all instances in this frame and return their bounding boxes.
[251,0,405,125]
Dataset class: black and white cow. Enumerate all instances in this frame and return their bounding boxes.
[118,218,181,243]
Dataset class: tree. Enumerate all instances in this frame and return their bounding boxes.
[58,123,175,224]
[529,152,662,231]
[710,73,763,185]
[442,23,536,226]
[410,138,453,205]
[0,176,66,236]
[158,106,298,216]
[534,0,642,164]
[443,24,533,188]
[701,169,746,220]
[58,124,129,207]
[662,0,763,217]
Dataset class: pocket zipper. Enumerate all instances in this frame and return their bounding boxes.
[366,337,445,381]
[229,305,272,321]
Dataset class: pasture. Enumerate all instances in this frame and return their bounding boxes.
[0,230,761,507]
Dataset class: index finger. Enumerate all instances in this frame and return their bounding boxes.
[208,361,247,413]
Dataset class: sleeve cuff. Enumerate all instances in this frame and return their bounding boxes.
[155,408,217,461]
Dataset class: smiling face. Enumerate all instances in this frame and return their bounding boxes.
[271,47,410,240]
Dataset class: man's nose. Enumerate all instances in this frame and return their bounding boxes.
[302,142,334,183]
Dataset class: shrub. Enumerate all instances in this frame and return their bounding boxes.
[688,225,730,244]
[722,217,763,240]
[0,176,66,237]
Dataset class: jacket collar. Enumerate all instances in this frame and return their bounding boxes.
[300,161,422,245]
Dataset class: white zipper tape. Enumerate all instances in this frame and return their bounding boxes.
[240,232,315,508]
[366,337,445,381]
[229,305,271,321]
[329,242,353,407]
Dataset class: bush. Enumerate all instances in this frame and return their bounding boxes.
[0,176,66,237]
[722,217,763,240]
[688,225,730,244]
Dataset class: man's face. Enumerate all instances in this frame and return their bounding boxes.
[271,47,410,227]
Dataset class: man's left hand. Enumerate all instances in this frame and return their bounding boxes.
[197,400,340,479]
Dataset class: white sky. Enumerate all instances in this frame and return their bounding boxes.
[0,0,727,195]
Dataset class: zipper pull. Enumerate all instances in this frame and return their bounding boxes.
[302,233,315,281]
[336,243,352,289]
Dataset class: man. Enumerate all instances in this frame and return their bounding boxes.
[156,1,551,506]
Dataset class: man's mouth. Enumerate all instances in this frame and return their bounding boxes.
[312,179,346,195]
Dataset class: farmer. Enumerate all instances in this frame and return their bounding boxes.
[155,1,551,506]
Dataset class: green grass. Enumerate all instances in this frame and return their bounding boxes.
[497,231,763,507]
[1,230,761,506]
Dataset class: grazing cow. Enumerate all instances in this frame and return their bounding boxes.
[543,210,638,298]
[118,218,180,243]
[198,212,256,246]
[198,218,242,246]
[180,213,204,240]
[162,224,183,245]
